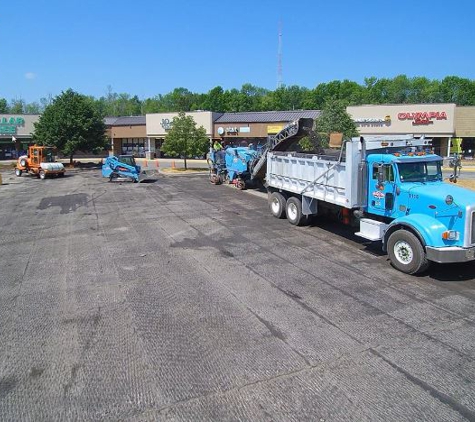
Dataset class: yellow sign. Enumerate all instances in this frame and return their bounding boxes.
[267,125,284,134]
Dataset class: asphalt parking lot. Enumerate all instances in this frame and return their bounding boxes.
[0,168,474,421]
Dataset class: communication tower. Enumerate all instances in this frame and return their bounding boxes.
[277,20,283,89]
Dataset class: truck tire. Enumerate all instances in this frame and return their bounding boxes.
[20,158,27,167]
[15,168,22,177]
[286,197,304,226]
[387,230,429,274]
[39,170,46,180]
[236,179,245,190]
[269,192,286,219]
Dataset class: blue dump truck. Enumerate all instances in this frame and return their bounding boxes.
[266,135,475,274]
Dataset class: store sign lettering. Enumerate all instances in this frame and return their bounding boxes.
[354,115,391,127]
[398,111,447,126]
[226,127,238,134]
[0,116,25,135]
[160,118,173,130]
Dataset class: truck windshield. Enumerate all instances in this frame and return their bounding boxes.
[398,161,442,182]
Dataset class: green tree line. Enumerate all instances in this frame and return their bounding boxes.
[3,75,475,116]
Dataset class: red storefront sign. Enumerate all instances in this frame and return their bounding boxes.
[398,111,447,126]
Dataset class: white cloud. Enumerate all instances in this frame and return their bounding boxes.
[25,72,36,80]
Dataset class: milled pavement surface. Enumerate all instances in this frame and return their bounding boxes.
[0,168,474,421]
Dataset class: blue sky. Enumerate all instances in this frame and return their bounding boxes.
[3,0,475,103]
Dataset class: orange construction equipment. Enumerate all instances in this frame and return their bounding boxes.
[15,145,66,180]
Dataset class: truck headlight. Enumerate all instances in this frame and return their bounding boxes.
[442,230,459,240]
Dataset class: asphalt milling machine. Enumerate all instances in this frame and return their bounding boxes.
[207,118,314,189]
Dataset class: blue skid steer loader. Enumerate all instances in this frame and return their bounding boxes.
[102,155,142,183]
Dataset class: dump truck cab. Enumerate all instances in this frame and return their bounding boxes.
[366,150,444,217]
[366,149,475,271]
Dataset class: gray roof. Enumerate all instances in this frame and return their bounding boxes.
[215,110,320,123]
[104,117,118,126]
[112,116,146,126]
[104,116,146,126]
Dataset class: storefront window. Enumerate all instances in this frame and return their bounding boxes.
[121,138,146,157]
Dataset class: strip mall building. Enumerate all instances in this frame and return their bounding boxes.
[346,104,475,158]
[347,104,457,157]
[1,105,475,159]
[0,114,39,160]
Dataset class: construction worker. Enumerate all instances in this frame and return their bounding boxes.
[213,139,223,151]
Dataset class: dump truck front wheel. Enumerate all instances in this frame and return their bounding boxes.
[39,170,46,180]
[387,230,429,274]
[15,169,22,177]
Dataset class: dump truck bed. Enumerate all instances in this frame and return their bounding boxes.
[266,136,435,210]
[266,150,360,208]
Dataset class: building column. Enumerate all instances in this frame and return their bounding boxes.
[110,137,114,156]
[146,137,155,159]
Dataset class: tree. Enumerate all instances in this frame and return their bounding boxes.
[202,86,226,112]
[9,99,25,114]
[161,88,196,112]
[0,98,8,113]
[439,76,475,105]
[161,112,209,169]
[33,89,106,164]
[316,99,358,146]
[263,85,309,110]
[24,102,41,114]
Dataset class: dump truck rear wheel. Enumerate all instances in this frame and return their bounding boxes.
[286,197,304,226]
[15,169,22,177]
[20,158,27,167]
[39,170,46,180]
[269,192,286,219]
[387,230,429,274]
[236,179,245,190]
